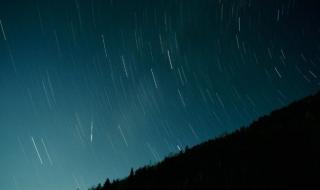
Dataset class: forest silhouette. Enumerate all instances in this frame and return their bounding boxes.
[87,91,320,190]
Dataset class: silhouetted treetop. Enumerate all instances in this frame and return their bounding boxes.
[89,91,320,190]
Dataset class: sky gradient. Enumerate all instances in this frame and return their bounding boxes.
[0,0,319,190]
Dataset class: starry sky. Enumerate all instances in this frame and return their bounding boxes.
[0,0,319,189]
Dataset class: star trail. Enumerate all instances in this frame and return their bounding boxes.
[0,0,319,190]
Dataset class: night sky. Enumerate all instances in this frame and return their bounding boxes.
[0,0,319,189]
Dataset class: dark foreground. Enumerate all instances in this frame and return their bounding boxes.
[89,91,320,190]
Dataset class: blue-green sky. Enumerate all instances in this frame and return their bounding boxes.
[0,0,319,189]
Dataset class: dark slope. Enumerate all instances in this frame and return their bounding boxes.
[90,91,320,190]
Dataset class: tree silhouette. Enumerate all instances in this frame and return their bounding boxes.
[129,168,134,178]
[103,178,111,189]
[89,91,320,190]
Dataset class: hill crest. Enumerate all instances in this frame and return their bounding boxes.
[89,91,320,190]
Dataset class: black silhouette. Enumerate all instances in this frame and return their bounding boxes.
[88,91,320,190]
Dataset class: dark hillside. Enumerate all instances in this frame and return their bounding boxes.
[90,91,320,190]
